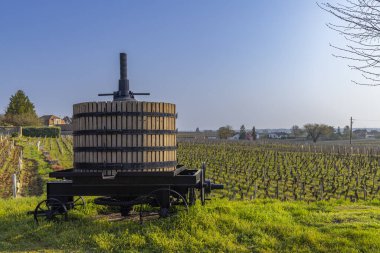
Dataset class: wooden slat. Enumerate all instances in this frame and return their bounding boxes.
[122,134,127,163]
[127,150,132,163]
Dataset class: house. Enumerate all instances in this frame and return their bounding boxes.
[245,132,253,141]
[40,115,66,126]
[366,130,379,139]
[268,132,289,139]
[228,134,240,140]
[366,133,376,139]
[63,116,72,124]
[353,129,367,139]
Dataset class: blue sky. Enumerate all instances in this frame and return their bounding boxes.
[1,0,380,130]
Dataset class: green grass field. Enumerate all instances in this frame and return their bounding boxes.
[1,197,380,252]
[2,137,380,252]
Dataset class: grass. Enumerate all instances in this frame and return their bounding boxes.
[17,137,52,176]
[1,197,380,253]
[16,137,52,196]
[43,137,73,169]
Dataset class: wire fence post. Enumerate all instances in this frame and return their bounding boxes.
[12,174,17,198]
[19,156,22,172]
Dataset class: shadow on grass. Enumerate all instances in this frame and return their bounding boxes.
[0,203,185,253]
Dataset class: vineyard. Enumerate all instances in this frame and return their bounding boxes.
[0,137,21,198]
[178,140,380,202]
[1,137,380,252]
[0,136,73,199]
[21,135,74,170]
[2,136,380,203]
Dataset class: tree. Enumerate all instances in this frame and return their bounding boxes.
[291,125,304,138]
[0,114,9,126]
[337,126,341,136]
[3,90,41,126]
[319,1,380,86]
[239,125,246,140]
[251,126,257,140]
[343,125,350,138]
[304,123,334,143]
[195,127,200,133]
[217,125,234,139]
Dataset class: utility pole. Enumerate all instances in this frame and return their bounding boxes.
[349,116,353,145]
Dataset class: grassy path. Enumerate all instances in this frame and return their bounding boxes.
[15,137,52,196]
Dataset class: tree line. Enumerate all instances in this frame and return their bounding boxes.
[293,124,345,143]
[216,123,354,143]
[217,125,256,140]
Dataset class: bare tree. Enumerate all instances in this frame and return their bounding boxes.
[319,1,380,86]
[217,125,234,139]
[304,123,334,143]
[291,125,304,138]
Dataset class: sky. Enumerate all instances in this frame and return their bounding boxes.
[1,0,380,130]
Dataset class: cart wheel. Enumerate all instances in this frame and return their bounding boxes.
[34,198,68,224]
[200,163,206,205]
[200,185,206,206]
[72,196,86,210]
[149,188,189,218]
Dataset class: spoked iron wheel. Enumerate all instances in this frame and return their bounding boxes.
[199,163,207,205]
[135,195,161,223]
[94,196,156,218]
[148,188,189,218]
[34,198,68,224]
[71,196,86,210]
